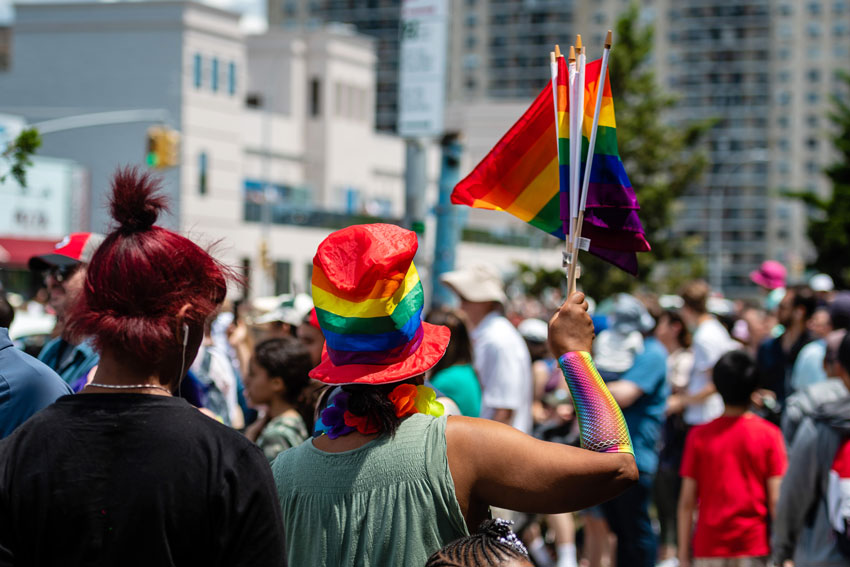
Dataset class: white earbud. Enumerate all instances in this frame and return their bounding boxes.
[182,323,189,347]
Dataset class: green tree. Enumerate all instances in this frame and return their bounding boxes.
[1,127,42,187]
[577,3,712,298]
[794,71,850,288]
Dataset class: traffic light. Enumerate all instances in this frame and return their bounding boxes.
[145,126,180,168]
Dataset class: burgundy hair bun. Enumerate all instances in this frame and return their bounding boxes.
[109,166,169,233]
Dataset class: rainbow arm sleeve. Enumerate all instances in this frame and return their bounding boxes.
[558,351,634,455]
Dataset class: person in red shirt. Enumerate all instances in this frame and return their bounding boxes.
[678,350,787,567]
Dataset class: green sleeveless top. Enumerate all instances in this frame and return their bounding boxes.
[271,413,469,566]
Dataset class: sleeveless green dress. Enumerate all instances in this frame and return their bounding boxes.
[271,413,469,566]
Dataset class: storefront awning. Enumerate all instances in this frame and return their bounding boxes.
[0,237,59,268]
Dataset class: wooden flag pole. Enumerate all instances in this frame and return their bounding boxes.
[569,30,613,294]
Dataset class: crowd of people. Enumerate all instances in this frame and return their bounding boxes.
[1,168,850,567]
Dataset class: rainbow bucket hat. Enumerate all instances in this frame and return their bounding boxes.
[309,224,450,385]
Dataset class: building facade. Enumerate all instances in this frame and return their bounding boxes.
[0,1,561,301]
[275,0,850,298]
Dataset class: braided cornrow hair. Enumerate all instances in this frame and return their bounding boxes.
[425,519,531,567]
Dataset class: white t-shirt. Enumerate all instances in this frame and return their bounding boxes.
[684,317,737,425]
[470,311,534,434]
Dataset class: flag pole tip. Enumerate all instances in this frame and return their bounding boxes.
[554,44,562,58]
[550,51,556,63]
[605,30,613,48]
[569,45,576,61]
[576,34,582,49]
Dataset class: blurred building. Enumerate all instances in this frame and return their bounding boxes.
[0,0,560,300]
[279,0,850,298]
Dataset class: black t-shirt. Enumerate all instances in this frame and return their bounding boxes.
[0,394,286,566]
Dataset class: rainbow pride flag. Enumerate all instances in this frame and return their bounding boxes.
[312,252,425,366]
[451,57,650,274]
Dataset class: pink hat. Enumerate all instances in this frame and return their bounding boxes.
[750,260,787,290]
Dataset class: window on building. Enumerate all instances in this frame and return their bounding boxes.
[310,78,321,117]
[211,57,219,92]
[777,91,792,105]
[836,0,848,14]
[835,22,849,36]
[808,22,823,38]
[807,114,819,127]
[465,35,477,49]
[198,152,208,195]
[246,93,262,107]
[807,138,819,149]
[274,261,291,295]
[808,69,822,82]
[228,62,236,95]
[807,91,821,103]
[807,160,820,173]
[778,3,793,15]
[809,1,822,15]
[193,53,203,88]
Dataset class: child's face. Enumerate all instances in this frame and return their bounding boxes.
[245,358,277,407]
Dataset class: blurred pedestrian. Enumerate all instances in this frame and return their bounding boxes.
[297,308,325,368]
[0,168,285,565]
[272,224,637,566]
[755,285,817,414]
[243,337,314,461]
[596,295,668,567]
[28,232,104,388]
[783,329,849,444]
[0,294,71,439]
[678,351,786,567]
[654,309,694,566]
[191,315,244,428]
[440,265,533,434]
[790,291,850,391]
[773,332,850,567]
[671,280,737,426]
[425,307,482,418]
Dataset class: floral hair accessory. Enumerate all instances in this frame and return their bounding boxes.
[314,390,356,439]
[314,384,444,438]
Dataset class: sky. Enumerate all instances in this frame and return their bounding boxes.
[1,0,269,33]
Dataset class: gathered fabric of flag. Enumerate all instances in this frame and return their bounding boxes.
[451,56,650,275]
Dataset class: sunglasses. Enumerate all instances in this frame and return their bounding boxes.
[46,264,81,284]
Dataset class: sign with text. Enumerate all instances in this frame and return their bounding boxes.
[0,157,81,239]
[397,0,448,137]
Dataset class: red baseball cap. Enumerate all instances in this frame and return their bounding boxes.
[28,232,105,271]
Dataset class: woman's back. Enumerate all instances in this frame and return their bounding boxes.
[0,394,285,567]
[273,413,468,566]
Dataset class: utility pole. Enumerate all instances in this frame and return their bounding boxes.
[431,133,462,307]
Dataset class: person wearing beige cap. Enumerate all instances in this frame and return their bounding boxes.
[440,265,534,434]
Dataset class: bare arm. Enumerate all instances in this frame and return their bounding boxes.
[606,380,643,409]
[445,293,638,526]
[767,476,783,520]
[677,477,697,567]
[446,415,637,516]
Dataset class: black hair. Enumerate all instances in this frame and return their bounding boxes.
[713,350,758,407]
[0,294,13,329]
[425,519,530,567]
[789,285,818,320]
[660,309,691,348]
[253,337,317,430]
[838,332,850,375]
[341,376,421,438]
[426,307,474,374]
